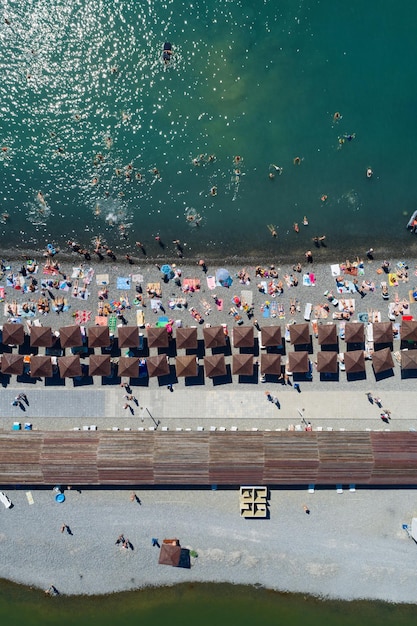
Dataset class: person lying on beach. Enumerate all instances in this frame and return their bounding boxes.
[189,307,204,324]
[332,311,351,320]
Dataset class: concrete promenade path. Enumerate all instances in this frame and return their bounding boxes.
[1,385,415,432]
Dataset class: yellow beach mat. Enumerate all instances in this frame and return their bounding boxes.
[388,273,398,287]
[26,491,34,505]
[136,309,145,327]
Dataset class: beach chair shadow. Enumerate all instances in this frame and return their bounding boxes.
[184,364,205,386]
[266,343,286,356]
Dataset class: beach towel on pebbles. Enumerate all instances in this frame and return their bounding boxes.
[302,273,315,286]
[117,277,131,290]
[131,273,143,284]
[330,264,340,277]
[241,290,253,306]
[75,310,92,324]
[150,299,162,311]
[96,273,109,286]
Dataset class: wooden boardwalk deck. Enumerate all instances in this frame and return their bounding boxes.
[0,431,417,485]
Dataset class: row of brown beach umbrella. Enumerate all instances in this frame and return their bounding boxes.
[1,319,413,353]
[0,349,414,378]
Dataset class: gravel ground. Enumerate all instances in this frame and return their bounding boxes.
[1,485,417,602]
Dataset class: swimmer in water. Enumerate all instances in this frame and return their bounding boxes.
[267,224,278,238]
[207,154,216,162]
[366,167,373,178]
[293,156,301,165]
[333,111,342,121]
[135,172,142,180]
[294,222,299,233]
[105,136,112,149]
[92,177,99,185]
[37,191,46,205]
[234,155,241,164]
[152,168,160,177]
[303,216,308,226]
[270,164,283,175]
[94,203,101,216]
[210,186,217,196]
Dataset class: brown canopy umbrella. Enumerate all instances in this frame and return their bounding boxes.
[204,354,227,377]
[147,355,170,378]
[59,325,83,348]
[261,325,282,347]
[89,354,111,377]
[203,326,226,349]
[1,353,24,375]
[175,355,198,377]
[260,353,281,375]
[289,323,310,345]
[344,350,365,374]
[176,327,198,350]
[344,323,365,344]
[233,326,254,348]
[29,326,54,348]
[58,355,82,378]
[401,319,417,342]
[317,324,337,346]
[316,351,338,373]
[288,351,309,373]
[401,349,417,370]
[2,323,24,345]
[30,355,53,378]
[118,326,139,348]
[232,354,253,376]
[372,321,393,344]
[88,326,110,348]
[372,347,394,374]
[158,543,181,567]
[118,357,139,378]
[147,326,169,349]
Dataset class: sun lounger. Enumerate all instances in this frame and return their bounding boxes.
[304,302,312,320]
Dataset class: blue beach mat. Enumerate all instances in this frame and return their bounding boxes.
[117,277,130,290]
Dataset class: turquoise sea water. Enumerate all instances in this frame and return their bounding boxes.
[2,0,417,261]
[1,580,416,626]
